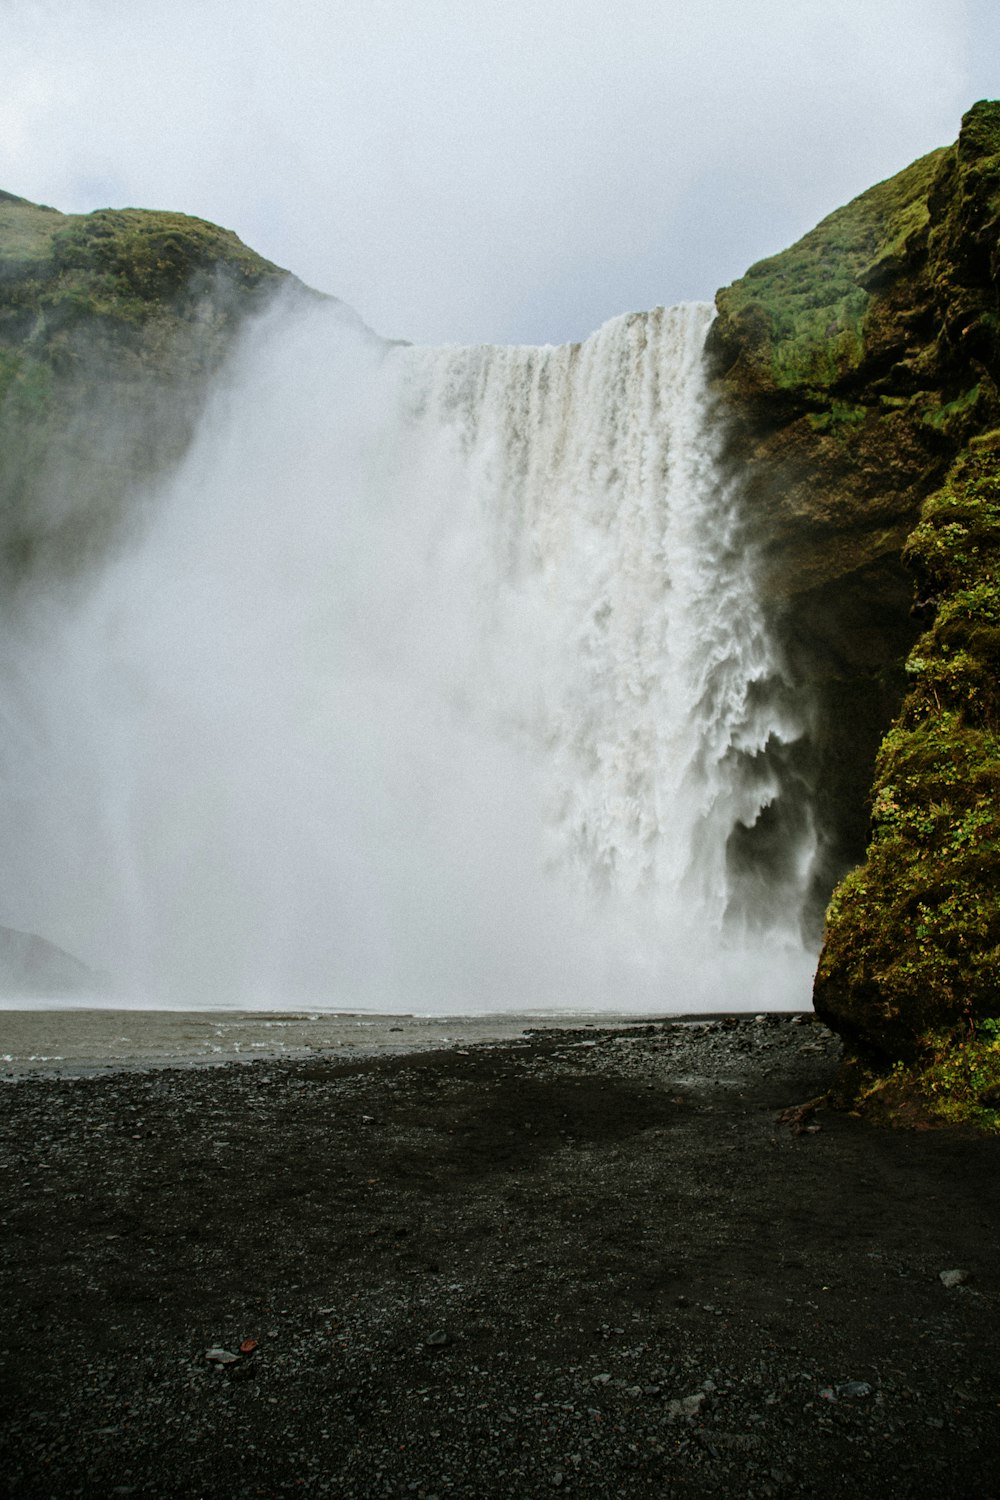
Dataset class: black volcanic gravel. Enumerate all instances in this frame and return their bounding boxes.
[2,1015,999,1498]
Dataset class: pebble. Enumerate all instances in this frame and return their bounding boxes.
[204,1348,238,1365]
[667,1392,707,1419]
[939,1268,970,1288]
[8,1013,998,1500]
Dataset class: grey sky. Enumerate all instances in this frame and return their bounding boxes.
[4,0,999,345]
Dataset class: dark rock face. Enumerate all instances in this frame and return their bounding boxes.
[709,101,1000,1105]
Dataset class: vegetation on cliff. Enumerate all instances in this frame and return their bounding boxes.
[814,436,1000,1128]
[0,190,294,575]
[711,102,1000,1125]
[714,146,949,401]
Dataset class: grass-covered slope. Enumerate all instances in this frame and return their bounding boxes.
[0,191,294,575]
[714,146,948,400]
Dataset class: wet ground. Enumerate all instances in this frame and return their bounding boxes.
[2,1014,999,1498]
[0,1006,624,1077]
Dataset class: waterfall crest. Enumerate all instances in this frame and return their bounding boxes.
[0,296,817,1011]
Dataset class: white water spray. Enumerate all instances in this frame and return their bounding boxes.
[0,296,817,1012]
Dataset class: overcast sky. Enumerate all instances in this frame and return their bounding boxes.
[4,0,999,345]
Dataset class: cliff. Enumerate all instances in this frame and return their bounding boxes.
[709,101,1000,1126]
[0,191,298,578]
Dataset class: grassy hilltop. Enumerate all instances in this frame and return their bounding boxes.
[0,191,292,574]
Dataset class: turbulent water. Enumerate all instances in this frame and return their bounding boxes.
[0,296,818,1012]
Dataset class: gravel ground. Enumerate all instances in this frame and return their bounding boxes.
[2,1014,999,1498]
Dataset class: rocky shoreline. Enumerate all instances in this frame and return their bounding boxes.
[3,1014,999,1498]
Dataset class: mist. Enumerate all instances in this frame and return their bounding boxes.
[0,294,817,1014]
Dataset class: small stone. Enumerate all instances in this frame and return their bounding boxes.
[835,1381,873,1399]
[939,1268,970,1288]
[592,1373,611,1385]
[666,1391,707,1419]
[550,1472,564,1488]
[205,1347,239,1365]
[425,1329,450,1348]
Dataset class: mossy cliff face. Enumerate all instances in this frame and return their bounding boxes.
[709,102,1000,1121]
[709,101,1000,896]
[814,436,1000,1126]
[0,191,296,577]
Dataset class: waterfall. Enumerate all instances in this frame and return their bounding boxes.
[0,295,817,1012]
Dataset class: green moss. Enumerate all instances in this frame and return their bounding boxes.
[815,433,1000,1093]
[0,194,288,349]
[956,98,1000,162]
[715,146,947,396]
[851,1020,1000,1131]
[49,208,284,309]
[806,399,869,434]
[918,383,984,433]
[904,441,1000,591]
[0,190,296,575]
[0,195,69,280]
